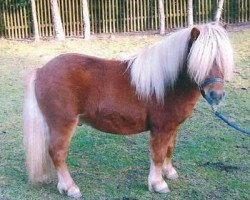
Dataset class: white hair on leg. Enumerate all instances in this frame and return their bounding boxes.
[162,159,179,180]
[148,159,170,193]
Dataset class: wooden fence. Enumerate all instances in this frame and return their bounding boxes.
[0,0,250,39]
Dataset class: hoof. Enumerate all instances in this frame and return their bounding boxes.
[163,168,179,180]
[67,185,82,198]
[148,181,170,194]
[165,171,179,180]
[57,183,82,198]
[167,172,179,180]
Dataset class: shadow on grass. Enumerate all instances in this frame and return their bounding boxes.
[200,161,240,172]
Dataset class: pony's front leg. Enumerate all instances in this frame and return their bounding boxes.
[148,130,172,193]
[48,118,82,198]
[162,135,179,180]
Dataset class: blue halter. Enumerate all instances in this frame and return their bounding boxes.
[199,77,224,100]
[199,77,224,90]
[199,77,250,136]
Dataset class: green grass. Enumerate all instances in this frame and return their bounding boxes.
[0,29,249,200]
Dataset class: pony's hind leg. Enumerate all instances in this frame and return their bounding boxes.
[48,117,82,198]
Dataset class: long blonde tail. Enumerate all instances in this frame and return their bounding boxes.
[23,69,52,183]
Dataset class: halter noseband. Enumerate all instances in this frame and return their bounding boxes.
[199,77,224,90]
[199,77,224,99]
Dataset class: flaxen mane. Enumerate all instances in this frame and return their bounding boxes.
[126,23,234,102]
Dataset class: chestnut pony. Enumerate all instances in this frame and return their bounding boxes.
[23,23,234,198]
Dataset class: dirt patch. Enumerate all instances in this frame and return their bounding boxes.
[201,162,240,172]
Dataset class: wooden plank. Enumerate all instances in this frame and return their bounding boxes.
[1,1,4,36]
[36,0,41,37]
[205,0,209,22]
[13,1,19,38]
[165,0,169,28]
[24,1,29,37]
[248,0,250,21]
[172,0,176,28]
[41,0,45,37]
[75,0,79,36]
[108,0,112,32]
[61,0,65,28]
[154,0,158,30]
[114,0,116,32]
[151,0,154,29]
[201,0,205,22]
[183,0,187,26]
[48,0,52,36]
[16,3,21,38]
[68,0,72,36]
[115,0,119,32]
[130,0,133,31]
[64,0,68,36]
[19,4,24,38]
[80,0,83,34]
[125,0,128,32]
[136,0,140,31]
[179,0,183,27]
[4,0,11,37]
[133,0,136,31]
[198,0,201,23]
[0,1,3,37]
[92,0,95,33]
[176,0,179,27]
[169,0,173,28]
[43,0,48,36]
[8,0,14,38]
[73,0,76,36]
[105,0,108,33]
[112,0,115,32]
[6,0,11,38]
[139,0,143,31]
[98,0,101,33]
[144,0,147,30]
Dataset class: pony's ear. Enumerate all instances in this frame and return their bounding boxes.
[190,27,200,41]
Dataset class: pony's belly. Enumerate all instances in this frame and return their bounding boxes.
[79,109,148,135]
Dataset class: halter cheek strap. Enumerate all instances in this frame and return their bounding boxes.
[199,77,224,90]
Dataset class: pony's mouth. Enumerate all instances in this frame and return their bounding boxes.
[201,90,226,105]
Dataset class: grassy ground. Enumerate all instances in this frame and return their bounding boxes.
[0,29,249,200]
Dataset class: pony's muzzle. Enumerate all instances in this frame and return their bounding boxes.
[203,90,225,105]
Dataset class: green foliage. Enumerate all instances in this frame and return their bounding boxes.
[0,30,249,199]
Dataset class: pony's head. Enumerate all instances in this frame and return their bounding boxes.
[188,24,234,105]
[127,23,234,104]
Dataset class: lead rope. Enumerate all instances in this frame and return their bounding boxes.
[211,105,250,136]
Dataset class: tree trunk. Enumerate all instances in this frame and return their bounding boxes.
[158,0,165,35]
[50,0,65,40]
[30,0,40,41]
[82,0,91,39]
[215,0,225,23]
[187,0,193,26]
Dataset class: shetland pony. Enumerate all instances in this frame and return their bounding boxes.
[23,23,234,198]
